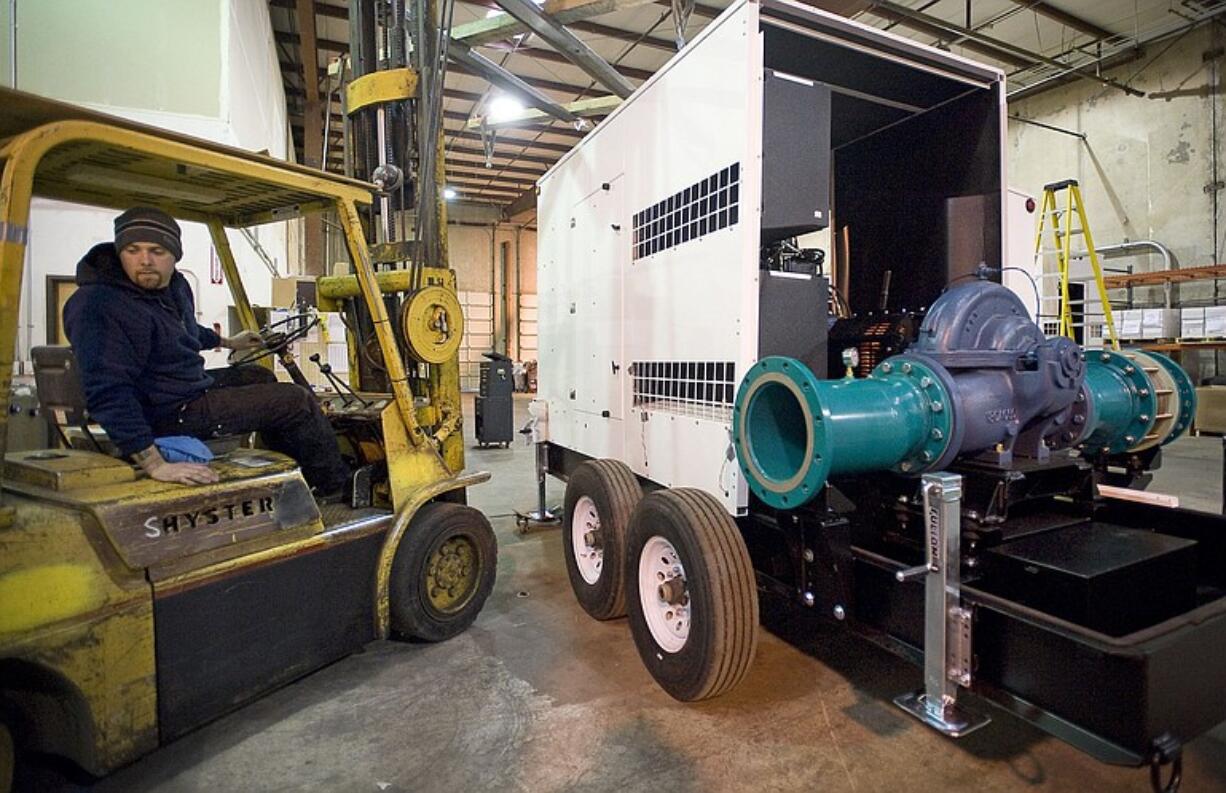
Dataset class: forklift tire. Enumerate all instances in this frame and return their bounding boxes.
[563,459,643,620]
[389,502,498,642]
[625,488,759,702]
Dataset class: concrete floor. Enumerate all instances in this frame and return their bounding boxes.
[46,396,1226,792]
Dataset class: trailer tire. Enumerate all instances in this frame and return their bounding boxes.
[390,502,498,642]
[625,488,758,701]
[563,459,643,619]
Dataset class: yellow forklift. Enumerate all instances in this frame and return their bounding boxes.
[0,86,494,790]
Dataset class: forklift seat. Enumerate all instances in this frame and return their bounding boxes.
[30,346,243,458]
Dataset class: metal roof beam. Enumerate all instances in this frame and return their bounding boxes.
[283,61,600,130]
[446,159,542,178]
[276,29,660,81]
[868,1,1144,96]
[860,6,1032,68]
[454,0,659,47]
[447,61,601,97]
[658,0,719,19]
[448,142,560,166]
[446,180,539,195]
[465,94,619,129]
[567,20,676,51]
[447,39,583,123]
[448,128,576,153]
[446,172,538,189]
[290,119,576,156]
[502,186,538,220]
[487,0,636,97]
[448,183,524,197]
[484,41,656,81]
[291,121,573,159]
[274,0,669,52]
[1008,45,1143,101]
[295,0,321,103]
[452,112,592,137]
[282,51,622,103]
[1004,0,1113,41]
[447,158,547,177]
[274,29,349,54]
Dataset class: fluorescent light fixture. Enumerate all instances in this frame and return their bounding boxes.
[444,187,458,200]
[487,95,525,124]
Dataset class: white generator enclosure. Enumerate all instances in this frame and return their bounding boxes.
[537,0,1007,515]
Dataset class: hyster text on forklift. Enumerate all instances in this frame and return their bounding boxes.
[533,1,1224,790]
[0,86,496,790]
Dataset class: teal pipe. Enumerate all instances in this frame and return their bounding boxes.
[1079,349,1195,454]
[733,356,953,509]
[1079,350,1158,455]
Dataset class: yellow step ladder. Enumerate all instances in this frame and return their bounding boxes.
[1033,179,1119,350]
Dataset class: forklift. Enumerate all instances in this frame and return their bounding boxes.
[0,75,493,789]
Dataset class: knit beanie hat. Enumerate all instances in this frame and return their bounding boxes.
[114,207,183,261]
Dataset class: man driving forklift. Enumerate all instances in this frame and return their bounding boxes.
[63,207,353,499]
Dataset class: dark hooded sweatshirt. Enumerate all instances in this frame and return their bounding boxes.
[63,243,221,457]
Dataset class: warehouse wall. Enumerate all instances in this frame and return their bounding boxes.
[447,222,538,389]
[4,0,289,372]
[1009,23,1224,307]
[2,0,222,115]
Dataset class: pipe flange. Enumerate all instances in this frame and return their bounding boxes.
[873,354,958,475]
[732,357,833,509]
[1146,350,1197,445]
[1127,350,1179,452]
[1086,349,1158,455]
[1047,384,1092,450]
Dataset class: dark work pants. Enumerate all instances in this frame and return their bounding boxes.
[152,365,350,492]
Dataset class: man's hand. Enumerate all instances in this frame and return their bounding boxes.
[222,330,264,351]
[149,461,219,485]
[133,445,219,485]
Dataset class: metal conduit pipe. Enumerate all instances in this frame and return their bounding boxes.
[1072,239,1176,307]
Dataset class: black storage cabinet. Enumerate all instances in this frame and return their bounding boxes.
[475,353,514,447]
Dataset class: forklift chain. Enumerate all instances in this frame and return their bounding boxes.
[1149,735,1182,793]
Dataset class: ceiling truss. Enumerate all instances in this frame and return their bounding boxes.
[270,0,1226,212]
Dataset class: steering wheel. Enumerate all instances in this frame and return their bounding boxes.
[227,312,320,367]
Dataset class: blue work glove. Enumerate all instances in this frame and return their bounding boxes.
[154,436,215,464]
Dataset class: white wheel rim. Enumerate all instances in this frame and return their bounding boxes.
[639,535,690,653]
[571,495,604,585]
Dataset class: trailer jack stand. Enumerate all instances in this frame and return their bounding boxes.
[516,442,560,532]
[894,472,990,738]
[1149,735,1182,793]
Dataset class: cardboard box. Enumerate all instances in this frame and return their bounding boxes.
[1196,386,1226,434]
[1182,307,1205,338]
[1139,308,1178,338]
[269,310,346,390]
[1118,309,1143,339]
[271,277,318,309]
[1206,306,1226,338]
